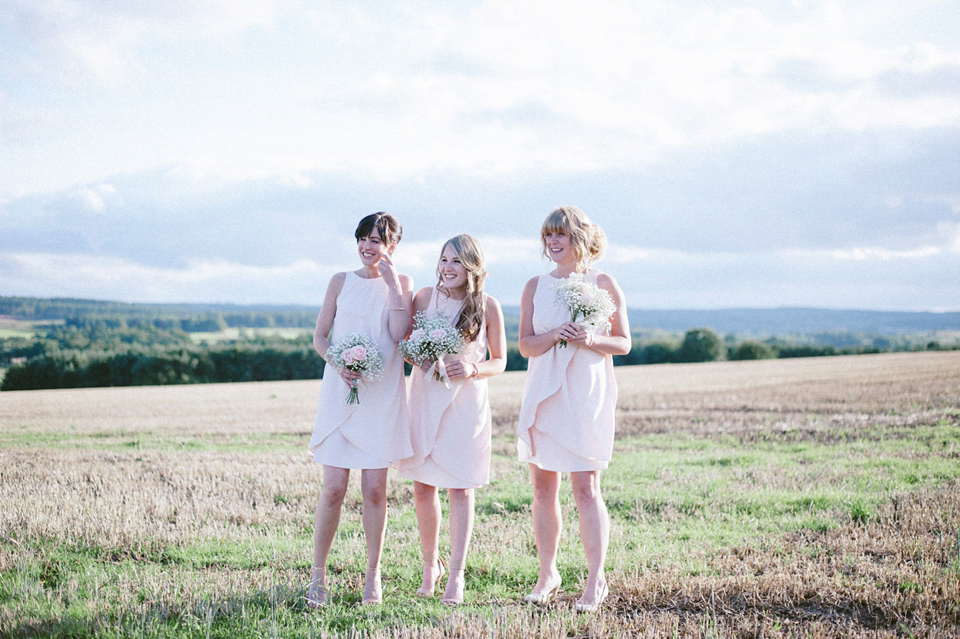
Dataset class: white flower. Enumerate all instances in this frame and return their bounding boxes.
[326,333,384,403]
[399,311,464,380]
[552,274,616,347]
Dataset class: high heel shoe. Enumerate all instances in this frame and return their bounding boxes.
[441,566,465,606]
[362,572,382,604]
[523,580,561,605]
[575,582,609,613]
[306,579,329,609]
[416,558,446,597]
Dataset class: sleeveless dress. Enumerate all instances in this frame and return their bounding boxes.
[308,271,414,469]
[397,288,491,488]
[517,270,618,472]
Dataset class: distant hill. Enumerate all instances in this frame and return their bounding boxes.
[500,306,960,338]
[624,308,960,335]
[3,296,959,336]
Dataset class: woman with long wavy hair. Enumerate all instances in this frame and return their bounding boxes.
[397,234,506,605]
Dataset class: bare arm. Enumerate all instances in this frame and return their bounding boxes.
[313,272,346,359]
[446,295,507,380]
[518,276,565,358]
[384,266,414,343]
[313,273,363,384]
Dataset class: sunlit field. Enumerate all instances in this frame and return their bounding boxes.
[2,351,959,638]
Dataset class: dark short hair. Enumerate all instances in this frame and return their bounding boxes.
[355,212,402,245]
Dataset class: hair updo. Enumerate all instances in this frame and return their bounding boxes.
[540,206,606,273]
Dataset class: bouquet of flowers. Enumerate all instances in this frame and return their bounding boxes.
[552,273,616,347]
[326,333,384,404]
[399,311,463,384]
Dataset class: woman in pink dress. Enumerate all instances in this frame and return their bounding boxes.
[397,234,506,605]
[307,212,415,607]
[517,206,631,612]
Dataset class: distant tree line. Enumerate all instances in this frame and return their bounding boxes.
[610,327,938,367]
[1,346,326,391]
[5,319,953,391]
[3,299,957,391]
[0,296,317,328]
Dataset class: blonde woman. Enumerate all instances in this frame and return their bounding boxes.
[517,207,630,612]
[307,212,415,607]
[398,234,507,605]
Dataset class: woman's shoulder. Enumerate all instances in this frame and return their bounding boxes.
[327,271,349,290]
[590,268,613,283]
[483,293,502,314]
[592,270,624,298]
[413,286,436,307]
[524,273,546,288]
[414,285,436,297]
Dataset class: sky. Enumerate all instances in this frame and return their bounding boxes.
[1,0,959,311]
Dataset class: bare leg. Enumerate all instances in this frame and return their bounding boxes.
[360,468,388,603]
[442,487,475,603]
[311,465,350,604]
[527,464,563,598]
[413,481,444,595]
[570,470,609,607]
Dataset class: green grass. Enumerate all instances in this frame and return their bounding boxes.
[5,421,959,637]
[0,428,306,453]
[3,356,960,637]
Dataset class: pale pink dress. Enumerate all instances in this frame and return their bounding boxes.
[517,270,618,472]
[397,288,491,488]
[309,271,414,469]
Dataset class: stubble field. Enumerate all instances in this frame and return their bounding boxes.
[1,351,959,638]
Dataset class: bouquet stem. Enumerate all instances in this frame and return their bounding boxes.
[347,386,360,405]
[558,309,583,348]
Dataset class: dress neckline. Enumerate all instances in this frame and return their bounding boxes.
[545,268,594,280]
[351,269,384,281]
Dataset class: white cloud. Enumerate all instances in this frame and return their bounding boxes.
[2,0,283,88]
[828,246,943,261]
[0,252,337,305]
[2,1,959,312]
[4,0,959,192]
[72,184,117,213]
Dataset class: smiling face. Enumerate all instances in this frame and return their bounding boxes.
[437,243,468,293]
[357,227,393,267]
[543,228,574,266]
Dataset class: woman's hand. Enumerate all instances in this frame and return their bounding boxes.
[444,355,477,380]
[555,321,591,346]
[418,358,436,374]
[378,254,401,291]
[338,367,362,386]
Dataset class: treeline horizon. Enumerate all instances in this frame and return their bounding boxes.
[5,295,960,333]
[2,313,955,391]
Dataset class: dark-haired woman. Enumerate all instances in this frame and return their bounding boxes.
[307,212,414,606]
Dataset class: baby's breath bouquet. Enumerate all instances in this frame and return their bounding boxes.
[552,273,616,347]
[326,333,384,404]
[399,311,464,384]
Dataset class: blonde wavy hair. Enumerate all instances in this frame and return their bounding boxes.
[436,234,487,343]
[541,206,606,273]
